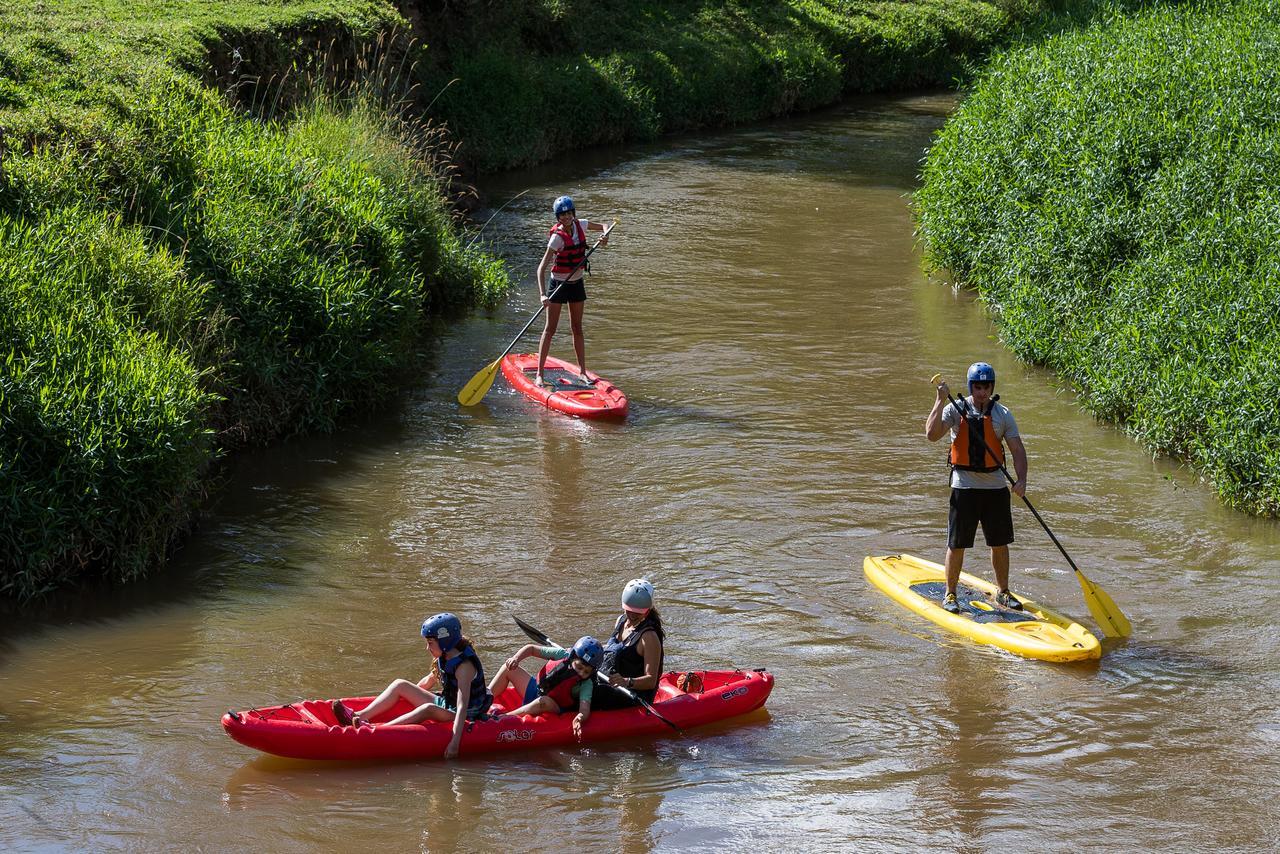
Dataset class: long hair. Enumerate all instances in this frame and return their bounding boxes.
[628,608,664,643]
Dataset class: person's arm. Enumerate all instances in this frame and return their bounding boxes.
[615,634,661,692]
[503,643,544,671]
[417,669,439,691]
[444,661,475,760]
[535,246,556,304]
[926,382,953,442]
[584,219,608,245]
[572,693,592,739]
[1007,435,1028,497]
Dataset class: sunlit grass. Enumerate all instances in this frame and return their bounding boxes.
[916,0,1280,515]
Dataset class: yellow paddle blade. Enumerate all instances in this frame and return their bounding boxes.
[1076,570,1133,638]
[457,358,501,406]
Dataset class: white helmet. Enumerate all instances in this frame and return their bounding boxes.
[622,578,654,612]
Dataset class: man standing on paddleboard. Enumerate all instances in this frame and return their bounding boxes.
[925,362,1028,614]
[534,195,611,388]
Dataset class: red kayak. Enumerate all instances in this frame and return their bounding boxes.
[500,353,628,419]
[222,669,771,761]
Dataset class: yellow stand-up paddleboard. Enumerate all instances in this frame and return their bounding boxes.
[863,554,1101,662]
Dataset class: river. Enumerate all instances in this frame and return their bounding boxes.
[2,93,1278,852]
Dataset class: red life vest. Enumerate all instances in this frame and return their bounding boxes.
[537,658,586,711]
[549,219,587,278]
[949,400,1005,472]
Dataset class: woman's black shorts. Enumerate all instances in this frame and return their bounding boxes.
[948,487,1014,549]
[547,278,586,304]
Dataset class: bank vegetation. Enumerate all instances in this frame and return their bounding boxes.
[916,0,1280,516]
[2,0,1086,599]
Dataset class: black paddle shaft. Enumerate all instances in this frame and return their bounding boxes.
[941,385,1083,575]
[491,223,615,365]
[511,615,683,734]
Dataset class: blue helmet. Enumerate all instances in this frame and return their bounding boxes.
[420,613,462,652]
[553,195,575,216]
[571,636,605,670]
[967,362,996,393]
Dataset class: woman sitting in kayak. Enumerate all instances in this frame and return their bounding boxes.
[487,636,605,738]
[332,613,492,759]
[592,579,666,711]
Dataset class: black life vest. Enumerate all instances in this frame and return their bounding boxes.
[549,219,587,278]
[438,644,493,716]
[537,658,586,711]
[601,614,664,702]
[949,398,1005,472]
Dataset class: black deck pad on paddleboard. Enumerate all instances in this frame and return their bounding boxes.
[523,367,597,391]
[910,582,1040,624]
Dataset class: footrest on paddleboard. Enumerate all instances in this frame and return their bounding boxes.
[909,582,1039,624]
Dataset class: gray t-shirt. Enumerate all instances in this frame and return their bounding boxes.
[942,398,1019,489]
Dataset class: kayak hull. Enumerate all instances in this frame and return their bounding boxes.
[222,669,772,761]
[863,554,1101,662]
[500,353,628,419]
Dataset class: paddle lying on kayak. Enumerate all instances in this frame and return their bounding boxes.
[513,615,682,733]
[457,220,617,407]
[931,373,1133,638]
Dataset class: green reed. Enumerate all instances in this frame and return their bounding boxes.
[418,0,1051,172]
[916,0,1280,515]
[2,67,506,599]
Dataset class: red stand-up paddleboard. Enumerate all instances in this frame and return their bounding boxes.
[500,353,628,419]
[222,669,772,761]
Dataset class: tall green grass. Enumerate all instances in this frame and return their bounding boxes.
[416,0,1040,172]
[916,0,1280,515]
[1,65,507,599]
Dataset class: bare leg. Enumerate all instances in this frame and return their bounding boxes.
[991,545,1010,591]
[487,662,533,700]
[568,299,587,377]
[505,695,558,718]
[385,701,455,727]
[944,547,965,596]
[537,303,562,383]
[354,678,436,723]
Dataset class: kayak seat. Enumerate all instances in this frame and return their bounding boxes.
[910,582,1040,624]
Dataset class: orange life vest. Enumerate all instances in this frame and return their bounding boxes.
[949,400,1004,472]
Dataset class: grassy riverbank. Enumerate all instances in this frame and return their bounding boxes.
[916,0,1280,515]
[412,0,1052,172]
[1,3,507,599]
[1,0,1091,599]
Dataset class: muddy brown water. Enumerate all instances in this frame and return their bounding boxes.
[2,94,1278,851]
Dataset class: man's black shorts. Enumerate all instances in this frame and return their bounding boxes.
[948,487,1014,549]
[547,278,586,304]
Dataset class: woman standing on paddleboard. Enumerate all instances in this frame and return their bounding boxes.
[534,195,611,387]
[593,579,666,710]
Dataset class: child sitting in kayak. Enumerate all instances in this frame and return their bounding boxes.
[332,613,492,760]
[486,636,604,739]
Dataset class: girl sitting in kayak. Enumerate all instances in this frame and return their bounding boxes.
[593,579,666,711]
[332,613,492,760]
[487,636,605,739]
